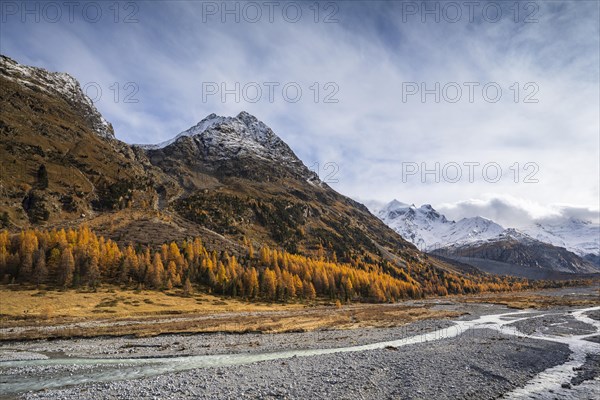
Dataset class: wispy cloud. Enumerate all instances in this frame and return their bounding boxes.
[436,194,600,227]
[1,0,598,210]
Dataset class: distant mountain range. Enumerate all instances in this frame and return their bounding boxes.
[374,200,600,276]
[374,200,505,251]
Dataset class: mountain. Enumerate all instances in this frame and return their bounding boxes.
[437,229,600,277]
[140,112,301,165]
[376,200,600,275]
[376,200,504,251]
[0,55,114,140]
[522,218,600,262]
[139,111,320,198]
[137,110,411,259]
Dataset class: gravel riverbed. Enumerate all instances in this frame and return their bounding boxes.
[1,299,598,399]
[18,328,570,400]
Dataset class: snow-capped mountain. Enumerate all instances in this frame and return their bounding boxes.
[375,200,504,251]
[375,200,600,272]
[138,111,321,187]
[139,111,300,164]
[376,200,599,257]
[442,216,506,249]
[440,229,600,275]
[374,201,445,250]
[522,218,600,259]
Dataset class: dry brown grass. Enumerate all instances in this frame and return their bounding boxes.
[0,285,302,321]
[7,286,593,341]
[0,286,462,341]
[455,289,600,309]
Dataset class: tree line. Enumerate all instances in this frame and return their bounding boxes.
[0,226,544,302]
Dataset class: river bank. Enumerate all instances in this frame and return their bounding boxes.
[1,286,598,399]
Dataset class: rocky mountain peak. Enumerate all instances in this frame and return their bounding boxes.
[138,111,321,185]
[385,199,411,210]
[378,201,506,250]
[142,111,300,163]
[499,228,535,242]
[0,55,114,139]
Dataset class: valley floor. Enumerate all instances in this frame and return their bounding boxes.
[0,286,599,399]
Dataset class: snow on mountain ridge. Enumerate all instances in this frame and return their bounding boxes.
[376,199,599,257]
[378,200,508,251]
[0,55,114,139]
[136,111,322,185]
[140,113,229,150]
[522,219,600,257]
[137,111,300,163]
[441,216,505,246]
[380,199,412,213]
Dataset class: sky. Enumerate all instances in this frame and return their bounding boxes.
[1,0,599,227]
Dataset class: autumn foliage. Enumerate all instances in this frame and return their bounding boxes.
[0,227,531,302]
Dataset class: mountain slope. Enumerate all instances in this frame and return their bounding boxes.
[0,55,176,227]
[522,218,600,260]
[141,112,416,260]
[437,229,599,275]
